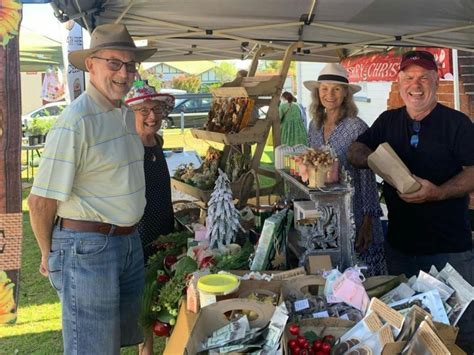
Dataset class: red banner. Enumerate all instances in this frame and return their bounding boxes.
[341,48,452,82]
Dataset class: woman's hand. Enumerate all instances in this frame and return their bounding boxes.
[355,215,372,253]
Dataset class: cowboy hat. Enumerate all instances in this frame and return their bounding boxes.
[125,80,175,116]
[69,24,156,72]
[303,63,361,93]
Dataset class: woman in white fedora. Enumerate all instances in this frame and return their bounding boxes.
[304,63,387,276]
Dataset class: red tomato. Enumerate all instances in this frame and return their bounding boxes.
[321,342,332,353]
[315,352,325,355]
[312,340,323,350]
[299,350,309,355]
[163,255,177,269]
[152,320,171,337]
[297,335,307,346]
[288,339,298,348]
[289,323,300,336]
[323,334,335,344]
[156,274,170,283]
[291,346,301,355]
[303,341,310,349]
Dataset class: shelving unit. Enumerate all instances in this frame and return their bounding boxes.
[277,169,356,270]
[173,42,303,205]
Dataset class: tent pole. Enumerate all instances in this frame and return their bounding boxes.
[403,39,474,53]
[114,0,135,24]
[452,49,461,111]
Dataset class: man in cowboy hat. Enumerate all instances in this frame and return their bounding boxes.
[348,51,474,349]
[28,23,156,354]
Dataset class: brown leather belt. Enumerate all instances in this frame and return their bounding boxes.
[56,217,136,236]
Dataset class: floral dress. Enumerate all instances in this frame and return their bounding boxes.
[308,117,387,276]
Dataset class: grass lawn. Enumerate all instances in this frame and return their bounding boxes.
[0,130,275,354]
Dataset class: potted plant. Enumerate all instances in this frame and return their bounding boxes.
[25,118,43,145]
[25,117,56,145]
[38,117,56,142]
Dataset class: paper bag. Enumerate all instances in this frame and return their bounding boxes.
[368,142,421,194]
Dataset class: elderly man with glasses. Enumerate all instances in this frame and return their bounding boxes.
[348,50,474,351]
[28,24,156,354]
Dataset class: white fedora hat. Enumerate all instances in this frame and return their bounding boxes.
[69,24,156,72]
[303,63,361,93]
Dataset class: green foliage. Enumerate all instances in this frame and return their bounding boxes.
[211,240,254,271]
[27,116,56,135]
[201,82,221,93]
[140,231,193,331]
[138,65,162,90]
[171,75,201,93]
[214,61,238,83]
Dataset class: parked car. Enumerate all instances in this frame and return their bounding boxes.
[165,93,213,129]
[22,101,67,129]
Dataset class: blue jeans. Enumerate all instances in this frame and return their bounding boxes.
[48,226,144,355]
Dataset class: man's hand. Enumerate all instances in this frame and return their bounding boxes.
[348,142,373,168]
[355,216,372,253]
[40,254,49,277]
[399,175,442,203]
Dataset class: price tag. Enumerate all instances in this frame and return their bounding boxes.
[312,311,329,318]
[294,298,310,312]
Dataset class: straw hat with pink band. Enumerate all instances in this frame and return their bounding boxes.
[125,80,175,116]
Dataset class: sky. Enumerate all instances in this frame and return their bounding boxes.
[22,4,62,42]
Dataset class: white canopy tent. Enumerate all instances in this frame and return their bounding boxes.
[50,0,474,63]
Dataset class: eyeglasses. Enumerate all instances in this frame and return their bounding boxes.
[410,120,421,148]
[91,56,138,73]
[133,105,166,116]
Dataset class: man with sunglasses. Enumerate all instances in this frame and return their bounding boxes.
[28,24,156,354]
[348,50,474,351]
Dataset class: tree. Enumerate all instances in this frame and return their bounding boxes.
[205,169,243,249]
[171,75,201,93]
[213,62,238,83]
[138,65,162,90]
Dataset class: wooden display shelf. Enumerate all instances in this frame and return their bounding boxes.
[190,120,268,145]
[171,176,278,205]
[217,75,281,97]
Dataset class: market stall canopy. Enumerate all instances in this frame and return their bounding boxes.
[49,0,474,62]
[20,27,64,72]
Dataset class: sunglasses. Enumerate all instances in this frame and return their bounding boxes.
[410,120,421,148]
[133,105,167,117]
[91,56,138,73]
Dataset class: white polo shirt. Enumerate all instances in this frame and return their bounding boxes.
[31,83,146,226]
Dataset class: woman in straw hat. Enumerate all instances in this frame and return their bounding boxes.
[125,80,175,354]
[304,63,387,276]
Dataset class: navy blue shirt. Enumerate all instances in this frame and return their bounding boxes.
[357,104,474,255]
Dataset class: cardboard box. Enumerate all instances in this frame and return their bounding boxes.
[164,300,199,355]
[282,317,355,354]
[282,275,326,300]
[381,320,462,355]
[184,299,275,354]
[305,255,332,275]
